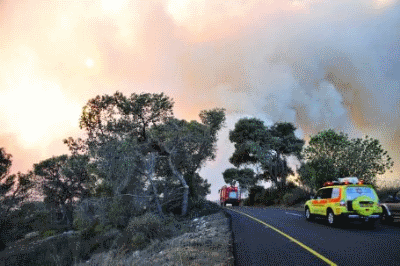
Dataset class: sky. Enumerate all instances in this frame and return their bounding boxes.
[0,0,400,201]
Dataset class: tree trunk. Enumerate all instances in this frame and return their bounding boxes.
[147,174,164,218]
[146,153,164,218]
[168,156,189,216]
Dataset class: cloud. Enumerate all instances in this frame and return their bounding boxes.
[0,0,399,200]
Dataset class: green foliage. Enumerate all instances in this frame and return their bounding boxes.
[129,232,150,250]
[228,119,304,189]
[34,154,90,226]
[261,188,281,206]
[93,224,113,235]
[79,91,174,144]
[282,188,309,206]
[0,147,12,180]
[120,212,181,251]
[106,196,137,229]
[297,157,339,190]
[90,180,114,198]
[33,210,53,232]
[300,129,394,189]
[125,212,164,240]
[73,215,92,232]
[42,229,57,238]
[184,172,211,199]
[247,186,265,206]
[186,198,221,218]
[282,193,295,206]
[222,168,256,190]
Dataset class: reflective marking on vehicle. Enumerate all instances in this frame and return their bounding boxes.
[382,204,391,216]
[229,208,338,266]
[285,212,303,217]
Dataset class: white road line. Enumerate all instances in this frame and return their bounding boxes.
[286,212,303,217]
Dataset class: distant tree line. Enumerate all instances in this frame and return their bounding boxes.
[222,118,394,205]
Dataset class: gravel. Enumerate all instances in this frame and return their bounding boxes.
[75,211,235,266]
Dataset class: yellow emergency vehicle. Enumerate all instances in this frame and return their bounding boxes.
[304,177,382,228]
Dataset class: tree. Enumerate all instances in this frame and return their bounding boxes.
[229,119,304,189]
[150,108,226,215]
[33,155,90,226]
[0,148,34,215]
[299,129,394,188]
[0,148,35,250]
[222,168,257,191]
[73,92,175,195]
[79,91,174,146]
[0,148,12,181]
[71,91,225,216]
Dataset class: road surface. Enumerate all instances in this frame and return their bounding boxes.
[225,206,400,266]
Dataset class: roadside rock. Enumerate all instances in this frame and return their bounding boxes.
[77,211,235,266]
[0,229,120,266]
[24,231,40,240]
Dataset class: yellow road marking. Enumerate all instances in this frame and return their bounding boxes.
[227,208,337,266]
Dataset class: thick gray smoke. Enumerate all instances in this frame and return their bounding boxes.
[0,0,399,200]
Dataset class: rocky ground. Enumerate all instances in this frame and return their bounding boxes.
[74,211,235,266]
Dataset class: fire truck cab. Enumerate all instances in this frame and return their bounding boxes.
[219,185,241,206]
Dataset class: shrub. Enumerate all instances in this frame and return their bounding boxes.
[33,210,53,233]
[282,193,295,206]
[262,188,281,206]
[106,196,139,230]
[116,211,182,252]
[286,181,297,190]
[129,232,150,250]
[186,198,221,218]
[282,187,309,206]
[73,212,93,232]
[125,212,166,240]
[42,230,57,238]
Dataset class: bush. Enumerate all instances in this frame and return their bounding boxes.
[261,188,281,206]
[186,198,221,218]
[115,212,182,252]
[106,196,140,230]
[129,232,150,250]
[33,210,53,233]
[282,187,309,206]
[41,230,57,238]
[125,212,168,240]
[73,212,94,232]
[282,193,295,206]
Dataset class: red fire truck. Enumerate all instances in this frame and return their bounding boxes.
[219,185,241,206]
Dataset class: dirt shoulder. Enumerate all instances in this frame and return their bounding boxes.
[75,210,235,266]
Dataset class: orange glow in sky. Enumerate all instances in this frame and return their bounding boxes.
[1,0,400,201]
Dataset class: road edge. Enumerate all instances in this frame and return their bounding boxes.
[221,209,238,266]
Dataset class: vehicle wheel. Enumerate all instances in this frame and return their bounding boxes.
[327,210,339,227]
[305,207,314,221]
[381,208,393,224]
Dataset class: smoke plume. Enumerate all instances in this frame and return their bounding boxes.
[0,0,399,200]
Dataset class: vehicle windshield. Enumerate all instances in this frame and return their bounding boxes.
[346,186,377,201]
[229,192,238,199]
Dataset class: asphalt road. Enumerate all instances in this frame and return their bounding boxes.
[225,206,400,266]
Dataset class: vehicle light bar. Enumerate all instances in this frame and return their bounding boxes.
[338,177,359,184]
